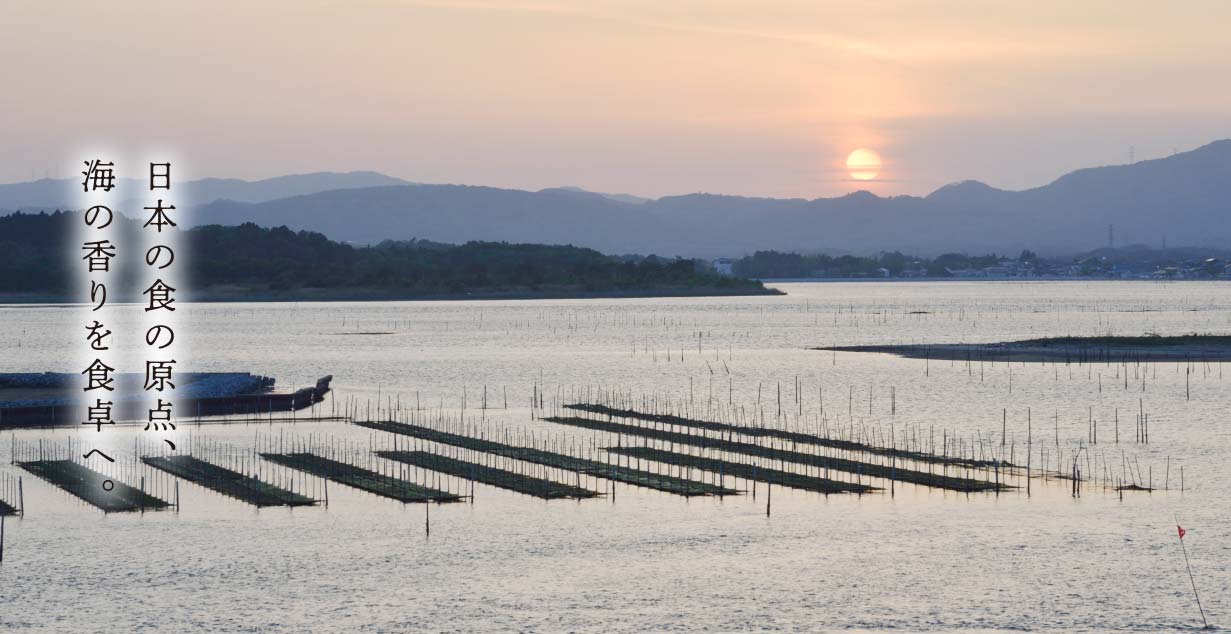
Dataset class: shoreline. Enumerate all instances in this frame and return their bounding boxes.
[759,276,1223,283]
[814,335,1231,362]
[0,285,783,305]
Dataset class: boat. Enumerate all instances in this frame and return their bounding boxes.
[0,372,332,429]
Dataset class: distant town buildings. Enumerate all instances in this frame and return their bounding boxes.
[947,259,1035,278]
[711,258,735,276]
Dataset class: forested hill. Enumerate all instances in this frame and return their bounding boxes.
[0,212,774,301]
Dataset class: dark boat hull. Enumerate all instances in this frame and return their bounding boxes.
[0,376,332,429]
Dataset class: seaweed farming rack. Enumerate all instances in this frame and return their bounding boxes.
[375,451,599,500]
[542,415,1008,493]
[14,439,173,514]
[564,403,1008,470]
[356,419,739,497]
[604,445,877,495]
[142,455,316,507]
[17,460,171,513]
[260,452,463,503]
[0,473,21,516]
[0,372,1184,522]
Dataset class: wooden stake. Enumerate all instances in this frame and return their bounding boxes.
[1176,514,1207,628]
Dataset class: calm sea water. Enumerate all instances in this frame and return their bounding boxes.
[0,281,1227,633]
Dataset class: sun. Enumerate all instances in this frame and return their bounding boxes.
[846,148,882,181]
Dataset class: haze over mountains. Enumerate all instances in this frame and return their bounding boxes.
[4,141,1229,258]
[0,170,409,210]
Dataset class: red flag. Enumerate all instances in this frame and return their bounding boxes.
[1177,524,1186,540]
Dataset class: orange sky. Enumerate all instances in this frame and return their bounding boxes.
[2,1,1230,198]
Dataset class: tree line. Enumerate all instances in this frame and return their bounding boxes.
[0,211,765,296]
[732,250,1025,278]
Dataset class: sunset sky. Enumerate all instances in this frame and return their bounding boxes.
[3,1,1230,198]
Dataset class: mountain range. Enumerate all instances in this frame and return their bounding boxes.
[0,170,408,210]
[4,140,1230,257]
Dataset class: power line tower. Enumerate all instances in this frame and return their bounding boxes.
[1108,224,1114,250]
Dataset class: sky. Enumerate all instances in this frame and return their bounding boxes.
[2,1,1230,199]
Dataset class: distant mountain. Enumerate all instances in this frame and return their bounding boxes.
[555,186,651,205]
[183,171,411,204]
[187,141,1230,257]
[6,141,1231,256]
[194,184,667,253]
[0,171,410,211]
